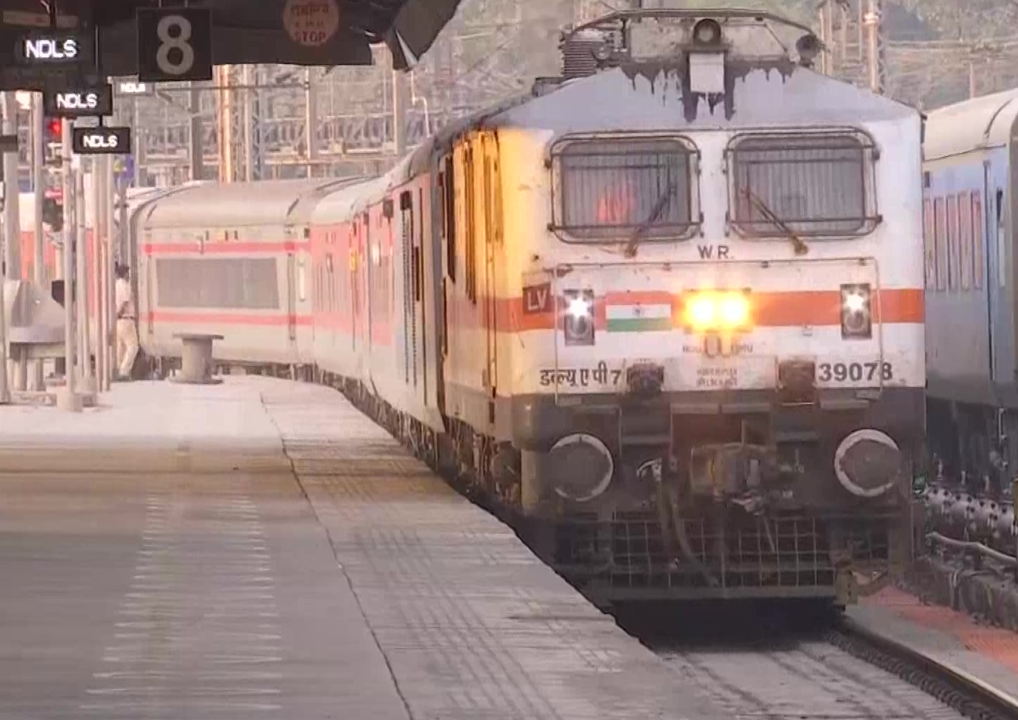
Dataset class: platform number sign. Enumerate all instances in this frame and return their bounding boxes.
[136,8,213,82]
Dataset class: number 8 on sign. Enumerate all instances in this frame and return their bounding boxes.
[156,15,195,76]
[137,7,213,82]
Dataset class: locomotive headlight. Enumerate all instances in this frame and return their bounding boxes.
[841,284,872,339]
[686,294,717,329]
[719,294,749,327]
[562,289,595,346]
[683,291,751,332]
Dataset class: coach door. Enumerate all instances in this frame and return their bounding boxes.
[363,211,373,354]
[480,134,501,424]
[405,190,426,392]
[144,231,155,337]
[399,189,427,396]
[284,225,297,343]
[436,156,454,417]
[984,160,1010,384]
[351,222,361,352]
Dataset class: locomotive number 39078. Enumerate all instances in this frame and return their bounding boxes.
[817,361,893,383]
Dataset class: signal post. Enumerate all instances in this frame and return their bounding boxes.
[0,119,16,405]
[57,117,78,411]
[29,93,45,392]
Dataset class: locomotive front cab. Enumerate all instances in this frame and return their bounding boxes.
[505,8,925,606]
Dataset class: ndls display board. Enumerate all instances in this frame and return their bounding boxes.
[72,126,132,154]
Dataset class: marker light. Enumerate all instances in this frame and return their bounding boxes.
[568,295,592,320]
[562,289,595,346]
[683,291,751,332]
[843,291,866,314]
[841,284,872,339]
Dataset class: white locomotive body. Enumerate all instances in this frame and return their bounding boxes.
[130,9,925,606]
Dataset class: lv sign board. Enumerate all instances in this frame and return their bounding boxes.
[44,84,113,118]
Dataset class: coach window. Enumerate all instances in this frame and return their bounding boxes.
[297,257,307,302]
[727,130,879,239]
[972,190,984,290]
[946,194,959,291]
[934,197,947,291]
[550,134,699,243]
[923,197,936,289]
[959,191,973,291]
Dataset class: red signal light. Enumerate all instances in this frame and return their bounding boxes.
[46,118,62,139]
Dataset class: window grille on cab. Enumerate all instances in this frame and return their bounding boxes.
[550,135,700,242]
[727,130,880,239]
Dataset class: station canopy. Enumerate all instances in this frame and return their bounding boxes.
[0,0,461,76]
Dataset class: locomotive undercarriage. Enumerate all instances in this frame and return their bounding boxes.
[508,386,924,607]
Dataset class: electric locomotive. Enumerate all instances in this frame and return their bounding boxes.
[433,9,925,607]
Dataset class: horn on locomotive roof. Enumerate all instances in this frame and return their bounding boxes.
[554,7,826,81]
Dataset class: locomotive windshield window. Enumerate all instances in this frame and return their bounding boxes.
[729,132,876,238]
[553,137,696,241]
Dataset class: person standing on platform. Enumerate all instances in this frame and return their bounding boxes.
[115,263,139,381]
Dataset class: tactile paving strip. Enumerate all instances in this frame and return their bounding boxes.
[258,383,730,720]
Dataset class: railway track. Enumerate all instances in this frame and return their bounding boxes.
[622,602,1018,720]
[828,618,1018,720]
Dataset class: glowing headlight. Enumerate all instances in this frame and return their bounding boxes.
[719,294,749,327]
[840,283,872,339]
[686,294,717,328]
[568,296,592,320]
[683,291,751,332]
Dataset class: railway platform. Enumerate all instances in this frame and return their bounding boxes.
[0,376,727,720]
[848,585,1018,700]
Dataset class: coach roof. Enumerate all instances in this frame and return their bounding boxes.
[924,87,1018,161]
[142,178,346,230]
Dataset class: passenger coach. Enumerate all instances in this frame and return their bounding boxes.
[923,88,1018,497]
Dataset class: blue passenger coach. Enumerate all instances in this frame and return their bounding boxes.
[924,88,1018,491]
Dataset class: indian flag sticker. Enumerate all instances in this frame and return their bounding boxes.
[605,291,674,332]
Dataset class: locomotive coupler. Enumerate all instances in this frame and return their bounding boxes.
[626,362,664,398]
[688,442,796,502]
